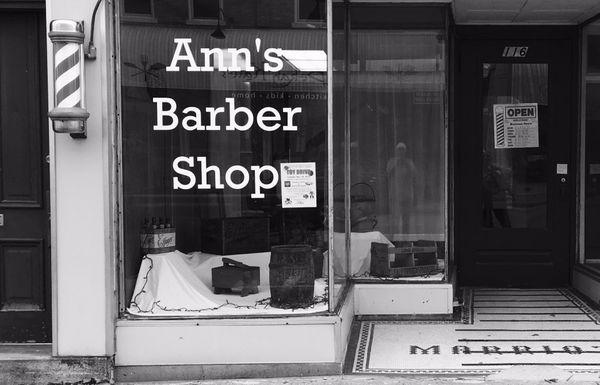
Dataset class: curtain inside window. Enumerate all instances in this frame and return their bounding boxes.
[348,31,446,242]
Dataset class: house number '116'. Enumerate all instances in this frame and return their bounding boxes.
[502,46,529,58]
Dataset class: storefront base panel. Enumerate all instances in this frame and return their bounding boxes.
[354,283,453,315]
[115,362,342,382]
[115,288,355,371]
[115,318,336,366]
[114,287,355,380]
[572,264,600,305]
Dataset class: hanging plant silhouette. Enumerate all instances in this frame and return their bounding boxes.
[124,54,167,98]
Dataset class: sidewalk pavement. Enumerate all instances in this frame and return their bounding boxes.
[117,368,600,385]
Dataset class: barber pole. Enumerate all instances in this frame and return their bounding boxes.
[48,20,89,137]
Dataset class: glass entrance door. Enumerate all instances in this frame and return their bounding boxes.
[456,32,574,287]
[482,63,548,230]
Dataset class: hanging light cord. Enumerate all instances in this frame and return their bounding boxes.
[86,0,104,59]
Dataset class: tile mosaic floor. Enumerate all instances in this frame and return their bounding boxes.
[350,288,600,375]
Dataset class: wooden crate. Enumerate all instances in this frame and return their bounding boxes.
[201,217,270,255]
[370,242,438,277]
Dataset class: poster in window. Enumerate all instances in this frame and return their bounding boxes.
[280,162,317,208]
[493,103,539,149]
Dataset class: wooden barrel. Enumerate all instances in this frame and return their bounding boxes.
[269,245,315,308]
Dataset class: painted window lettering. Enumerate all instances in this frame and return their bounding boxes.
[166,38,283,72]
[502,46,528,58]
[172,156,279,198]
[154,97,302,132]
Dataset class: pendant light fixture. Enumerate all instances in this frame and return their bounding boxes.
[211,1,226,40]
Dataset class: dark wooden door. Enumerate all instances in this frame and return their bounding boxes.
[0,10,50,342]
[456,29,575,287]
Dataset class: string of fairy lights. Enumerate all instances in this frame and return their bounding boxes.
[350,271,441,281]
[129,255,328,314]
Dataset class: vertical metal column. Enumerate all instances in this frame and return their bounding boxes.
[327,0,335,310]
[344,0,352,280]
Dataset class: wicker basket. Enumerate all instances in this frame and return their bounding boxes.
[370,242,439,278]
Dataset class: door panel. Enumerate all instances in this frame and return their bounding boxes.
[456,32,574,288]
[0,11,50,342]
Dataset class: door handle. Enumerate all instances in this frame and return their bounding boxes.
[556,163,568,199]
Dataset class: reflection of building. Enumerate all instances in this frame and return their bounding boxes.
[3,0,600,382]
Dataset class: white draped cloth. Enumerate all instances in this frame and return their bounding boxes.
[128,250,328,316]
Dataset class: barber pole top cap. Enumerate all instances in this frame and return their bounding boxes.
[49,20,84,44]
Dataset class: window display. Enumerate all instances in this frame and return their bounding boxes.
[583,20,600,267]
[119,0,332,316]
[336,5,448,281]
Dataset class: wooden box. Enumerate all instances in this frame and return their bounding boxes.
[212,258,260,297]
[201,217,270,255]
[370,242,438,278]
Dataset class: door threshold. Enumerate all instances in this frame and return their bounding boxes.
[345,288,600,375]
[0,344,51,361]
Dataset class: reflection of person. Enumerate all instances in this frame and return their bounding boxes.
[482,152,512,228]
[386,142,417,235]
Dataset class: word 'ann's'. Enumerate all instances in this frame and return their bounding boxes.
[167,38,284,72]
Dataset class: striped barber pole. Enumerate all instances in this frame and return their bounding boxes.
[48,20,89,136]
[54,42,82,109]
[493,105,506,149]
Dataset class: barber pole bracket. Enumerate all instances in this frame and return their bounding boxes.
[48,20,90,138]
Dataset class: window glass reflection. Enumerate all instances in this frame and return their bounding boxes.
[344,29,447,279]
[585,22,600,265]
[481,63,548,229]
[120,0,331,316]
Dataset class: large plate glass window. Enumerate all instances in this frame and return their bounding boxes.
[340,5,448,282]
[118,0,331,317]
[583,20,600,268]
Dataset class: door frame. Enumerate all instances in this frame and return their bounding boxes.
[452,26,580,287]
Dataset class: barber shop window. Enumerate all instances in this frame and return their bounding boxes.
[333,5,449,282]
[118,0,331,317]
[583,20,600,268]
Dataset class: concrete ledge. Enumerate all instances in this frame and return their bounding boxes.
[0,356,113,385]
[573,264,600,305]
[115,362,341,382]
[115,319,339,366]
[354,283,453,315]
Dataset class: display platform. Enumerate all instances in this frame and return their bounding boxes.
[128,250,328,317]
[332,231,445,281]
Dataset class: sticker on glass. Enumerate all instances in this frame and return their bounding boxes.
[280,162,317,208]
[493,103,539,149]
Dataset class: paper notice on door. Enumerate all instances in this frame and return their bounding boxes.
[493,103,539,149]
[280,162,317,208]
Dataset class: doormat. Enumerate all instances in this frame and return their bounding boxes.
[350,288,600,375]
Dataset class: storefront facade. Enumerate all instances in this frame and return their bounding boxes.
[2,0,599,381]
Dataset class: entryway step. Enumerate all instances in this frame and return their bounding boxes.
[0,345,112,385]
[0,343,51,361]
[345,288,600,375]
